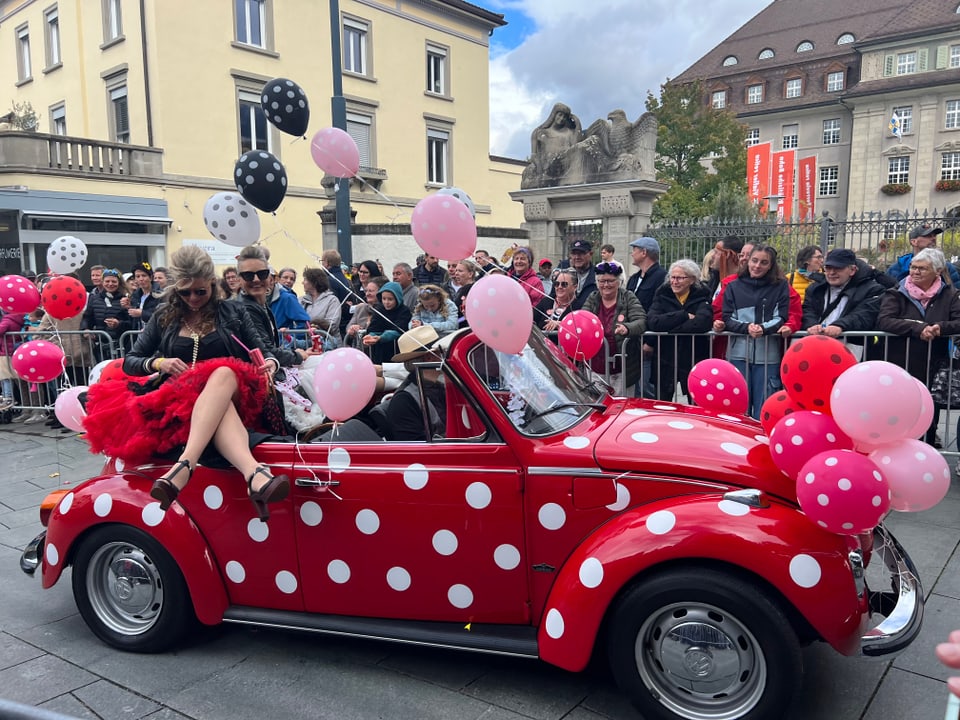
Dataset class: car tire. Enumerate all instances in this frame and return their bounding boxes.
[607,566,801,720]
[71,524,194,652]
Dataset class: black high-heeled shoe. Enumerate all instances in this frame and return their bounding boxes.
[150,458,193,511]
[247,465,291,522]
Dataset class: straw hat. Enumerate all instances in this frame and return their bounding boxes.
[392,325,442,362]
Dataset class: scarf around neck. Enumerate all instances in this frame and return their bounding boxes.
[904,275,942,308]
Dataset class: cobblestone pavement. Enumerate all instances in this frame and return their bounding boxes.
[0,424,958,720]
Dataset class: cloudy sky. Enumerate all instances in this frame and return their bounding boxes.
[486,0,773,159]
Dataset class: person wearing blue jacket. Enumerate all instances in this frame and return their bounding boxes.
[887,224,960,285]
[268,274,310,348]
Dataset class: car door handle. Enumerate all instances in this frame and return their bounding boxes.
[295,477,341,489]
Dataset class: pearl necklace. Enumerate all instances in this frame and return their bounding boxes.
[181,317,206,368]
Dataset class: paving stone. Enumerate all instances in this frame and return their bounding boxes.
[378,645,494,691]
[892,593,960,680]
[0,631,44,671]
[38,692,102,720]
[73,679,161,720]
[862,667,953,720]
[460,659,592,720]
[933,545,960,599]
[0,654,97,705]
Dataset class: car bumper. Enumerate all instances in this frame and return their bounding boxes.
[859,525,923,657]
[20,530,45,576]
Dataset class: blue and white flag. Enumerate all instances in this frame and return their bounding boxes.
[889,113,902,139]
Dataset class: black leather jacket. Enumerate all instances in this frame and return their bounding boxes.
[233,292,301,368]
[122,300,273,376]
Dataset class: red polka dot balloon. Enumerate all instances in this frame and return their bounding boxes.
[41,275,87,320]
[558,310,603,361]
[796,449,890,535]
[780,336,857,412]
[11,340,65,383]
[769,411,854,480]
[759,390,803,436]
[687,358,748,414]
[0,275,41,314]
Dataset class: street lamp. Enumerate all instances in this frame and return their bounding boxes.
[763,194,784,218]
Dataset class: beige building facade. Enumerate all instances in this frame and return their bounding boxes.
[0,0,524,280]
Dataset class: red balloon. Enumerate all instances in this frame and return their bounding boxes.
[759,390,803,436]
[41,275,87,320]
[10,339,64,383]
[0,275,41,314]
[769,411,854,480]
[558,310,604,361]
[780,336,857,411]
[687,358,748,414]
[98,358,133,384]
[796,450,890,534]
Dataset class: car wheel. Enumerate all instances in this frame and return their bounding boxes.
[607,567,801,720]
[71,525,194,652]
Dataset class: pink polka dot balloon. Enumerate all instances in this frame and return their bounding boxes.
[310,127,360,178]
[311,347,377,422]
[558,310,603,361]
[11,340,65,383]
[796,449,890,535]
[769,411,853,480]
[465,273,532,354]
[0,275,40,314]
[831,361,923,446]
[904,377,934,441]
[868,438,950,512]
[687,358,748,414]
[410,193,478,263]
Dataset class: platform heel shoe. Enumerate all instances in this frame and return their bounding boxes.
[247,465,291,522]
[150,458,193,511]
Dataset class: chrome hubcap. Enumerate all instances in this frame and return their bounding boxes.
[86,541,163,636]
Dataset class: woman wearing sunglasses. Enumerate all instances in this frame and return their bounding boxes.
[538,269,577,333]
[82,246,290,522]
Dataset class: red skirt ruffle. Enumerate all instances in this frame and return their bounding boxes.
[83,357,269,464]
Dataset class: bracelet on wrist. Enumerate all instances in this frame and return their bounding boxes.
[153,357,165,372]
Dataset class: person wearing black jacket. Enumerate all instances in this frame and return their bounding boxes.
[801,249,884,359]
[81,268,130,362]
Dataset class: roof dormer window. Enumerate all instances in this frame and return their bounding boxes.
[797,41,814,53]
[722,55,738,66]
[758,48,775,60]
[837,33,855,44]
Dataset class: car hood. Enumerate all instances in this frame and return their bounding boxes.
[593,400,795,499]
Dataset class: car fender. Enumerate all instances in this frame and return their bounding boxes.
[537,493,862,672]
[40,474,228,625]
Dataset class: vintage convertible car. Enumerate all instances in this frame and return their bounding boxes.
[20,328,922,720]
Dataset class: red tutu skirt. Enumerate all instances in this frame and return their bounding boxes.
[83,357,270,464]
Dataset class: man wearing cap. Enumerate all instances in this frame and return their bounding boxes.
[538,258,554,295]
[567,239,597,310]
[888,225,960,284]
[802,248,884,359]
[626,237,666,398]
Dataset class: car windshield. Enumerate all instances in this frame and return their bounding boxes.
[466,327,606,435]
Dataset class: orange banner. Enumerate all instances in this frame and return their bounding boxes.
[797,156,817,222]
[747,142,772,212]
[772,150,795,222]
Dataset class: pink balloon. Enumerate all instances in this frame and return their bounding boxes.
[687,358,748,414]
[769,411,854,480]
[868,439,950,512]
[311,348,377,422]
[310,127,360,178]
[831,361,923,445]
[558,310,603,361]
[11,340,65,383]
[796,449,890,535]
[0,275,40,314]
[55,385,88,433]
[905,377,934,441]
[410,194,478,263]
[465,274,533,355]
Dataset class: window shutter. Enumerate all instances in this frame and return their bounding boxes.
[937,45,949,69]
[884,54,895,76]
[346,113,372,167]
[918,49,929,72]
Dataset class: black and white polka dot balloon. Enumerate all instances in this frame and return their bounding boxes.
[436,187,476,218]
[203,192,261,247]
[47,235,88,274]
[260,77,310,137]
[234,151,288,213]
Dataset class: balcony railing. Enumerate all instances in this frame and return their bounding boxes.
[0,130,163,179]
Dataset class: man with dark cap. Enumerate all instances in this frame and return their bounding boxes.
[802,248,884,360]
[887,224,960,284]
[567,239,597,310]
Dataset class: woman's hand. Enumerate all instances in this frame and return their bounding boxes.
[129,308,142,318]
[778,325,793,337]
[158,357,190,377]
[544,319,559,332]
[921,323,941,342]
[712,320,725,333]
[410,319,423,328]
[347,324,360,337]
[614,323,627,336]
[362,334,379,346]
[104,317,120,331]
[747,323,764,338]
[120,296,131,309]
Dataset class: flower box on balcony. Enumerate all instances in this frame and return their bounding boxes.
[936,179,960,192]
[880,183,912,195]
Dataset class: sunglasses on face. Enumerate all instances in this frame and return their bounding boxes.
[239,269,271,282]
[177,287,209,298]
[555,281,572,288]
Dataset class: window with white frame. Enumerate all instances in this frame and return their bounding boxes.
[109,84,129,143]
[942,152,960,180]
[785,78,802,98]
[50,104,66,135]
[888,156,910,184]
[346,111,373,168]
[745,128,760,147]
[837,33,855,45]
[235,0,266,48]
[45,7,60,68]
[893,105,913,134]
[952,45,960,68]
[427,127,449,184]
[947,100,960,129]
[711,90,726,109]
[343,17,369,75]
[781,124,798,150]
[426,44,448,95]
[823,118,841,145]
[747,84,763,104]
[797,41,814,52]
[819,166,839,196]
[826,71,844,92]
[103,0,122,41]
[897,51,917,75]
[238,88,270,154]
[722,55,738,66]
[16,25,31,82]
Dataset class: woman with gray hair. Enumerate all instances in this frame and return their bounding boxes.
[646,259,714,401]
[507,246,545,306]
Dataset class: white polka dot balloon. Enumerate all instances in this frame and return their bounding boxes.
[796,449,890,534]
[0,274,41,314]
[868,438,950,512]
[203,192,261,248]
[46,235,88,275]
[831,361,923,446]
[464,273,533,354]
[410,192,478,263]
[687,358,748,414]
[768,410,853,480]
[311,347,377,422]
[436,186,476,218]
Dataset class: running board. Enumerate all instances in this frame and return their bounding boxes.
[222,607,541,659]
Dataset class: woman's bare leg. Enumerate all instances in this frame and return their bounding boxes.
[211,402,267,490]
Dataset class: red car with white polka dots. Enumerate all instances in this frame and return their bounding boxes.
[21,328,922,720]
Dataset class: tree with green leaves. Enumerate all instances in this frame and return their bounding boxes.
[646,79,748,222]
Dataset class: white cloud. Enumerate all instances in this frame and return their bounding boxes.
[488,0,771,158]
